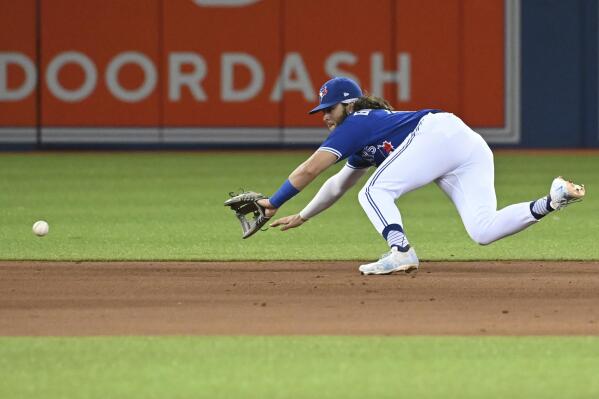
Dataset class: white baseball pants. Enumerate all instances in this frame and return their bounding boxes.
[357,112,538,245]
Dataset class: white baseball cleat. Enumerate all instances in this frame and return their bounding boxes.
[359,247,419,275]
[549,176,586,210]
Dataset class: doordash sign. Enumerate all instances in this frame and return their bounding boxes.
[0,0,509,133]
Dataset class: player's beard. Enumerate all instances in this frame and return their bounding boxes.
[327,107,350,131]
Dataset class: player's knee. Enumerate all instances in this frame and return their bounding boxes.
[468,230,494,246]
[474,238,493,246]
[358,185,385,205]
[357,186,369,208]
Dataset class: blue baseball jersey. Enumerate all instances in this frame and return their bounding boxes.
[319,109,440,168]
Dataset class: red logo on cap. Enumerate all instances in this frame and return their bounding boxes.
[319,86,328,99]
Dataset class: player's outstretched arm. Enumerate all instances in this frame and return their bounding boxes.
[299,163,368,218]
[257,150,338,218]
[269,163,369,231]
[288,150,339,190]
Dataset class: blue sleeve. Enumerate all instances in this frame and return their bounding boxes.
[318,117,369,161]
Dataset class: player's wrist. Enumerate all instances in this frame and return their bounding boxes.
[269,179,300,208]
[298,212,309,221]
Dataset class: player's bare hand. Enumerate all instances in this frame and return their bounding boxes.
[270,214,307,231]
[257,198,277,218]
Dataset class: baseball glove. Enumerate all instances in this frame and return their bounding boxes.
[224,191,270,239]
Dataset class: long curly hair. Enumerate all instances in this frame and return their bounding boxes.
[352,95,394,111]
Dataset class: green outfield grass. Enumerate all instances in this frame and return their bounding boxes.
[1,336,598,399]
[0,152,597,261]
[2,153,598,399]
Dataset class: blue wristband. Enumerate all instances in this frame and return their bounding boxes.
[269,179,300,208]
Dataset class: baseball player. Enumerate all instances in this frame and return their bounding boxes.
[257,77,586,275]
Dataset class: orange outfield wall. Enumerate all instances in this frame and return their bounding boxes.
[0,0,37,127]
[0,0,505,129]
[40,0,160,126]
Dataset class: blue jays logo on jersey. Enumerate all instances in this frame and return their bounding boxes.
[377,140,394,154]
[355,141,395,168]
[319,86,328,101]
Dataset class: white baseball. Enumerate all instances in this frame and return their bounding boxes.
[32,220,49,237]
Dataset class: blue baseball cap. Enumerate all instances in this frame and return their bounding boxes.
[308,77,363,114]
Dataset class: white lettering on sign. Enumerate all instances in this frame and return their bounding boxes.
[46,51,97,102]
[221,53,264,101]
[0,51,412,104]
[325,51,361,87]
[0,52,37,101]
[106,51,157,102]
[371,52,411,101]
[169,52,207,101]
[270,52,315,102]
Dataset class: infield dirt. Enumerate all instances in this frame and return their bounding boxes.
[1,261,598,336]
